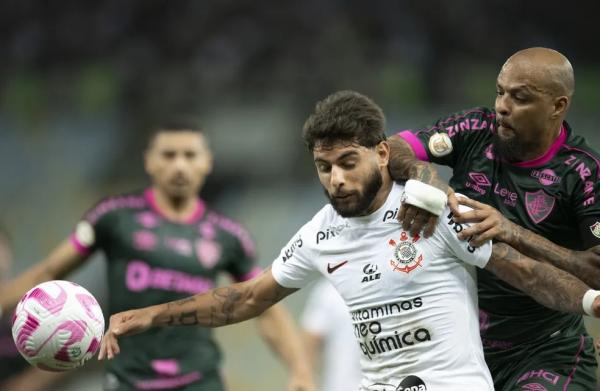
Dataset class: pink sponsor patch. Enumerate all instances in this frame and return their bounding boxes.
[199,223,216,240]
[133,231,158,251]
[151,359,181,376]
[195,239,222,269]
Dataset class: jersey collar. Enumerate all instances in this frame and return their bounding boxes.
[510,122,568,168]
[345,183,401,226]
[144,188,206,224]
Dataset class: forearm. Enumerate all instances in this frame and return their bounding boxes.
[151,277,292,328]
[257,305,313,378]
[504,223,600,288]
[488,243,589,314]
[387,136,448,192]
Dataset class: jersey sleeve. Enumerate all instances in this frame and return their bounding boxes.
[396,107,496,167]
[271,222,320,289]
[69,197,120,255]
[437,203,492,268]
[571,152,600,248]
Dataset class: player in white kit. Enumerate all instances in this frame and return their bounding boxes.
[99,91,600,391]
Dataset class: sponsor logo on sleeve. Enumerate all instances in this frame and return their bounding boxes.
[446,212,476,253]
[590,222,600,239]
[428,132,453,157]
[281,236,303,262]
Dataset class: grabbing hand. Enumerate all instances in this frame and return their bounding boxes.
[98,308,155,360]
[398,188,457,238]
[452,196,515,247]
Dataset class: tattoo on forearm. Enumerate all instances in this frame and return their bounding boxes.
[490,243,586,315]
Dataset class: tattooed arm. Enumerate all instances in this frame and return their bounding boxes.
[486,243,600,315]
[455,196,600,289]
[99,267,298,360]
[388,135,455,237]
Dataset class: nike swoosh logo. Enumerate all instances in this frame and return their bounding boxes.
[327,260,348,274]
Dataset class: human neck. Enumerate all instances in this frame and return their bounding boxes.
[519,121,563,161]
[151,187,200,222]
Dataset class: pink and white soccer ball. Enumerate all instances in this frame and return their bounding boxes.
[11,280,105,371]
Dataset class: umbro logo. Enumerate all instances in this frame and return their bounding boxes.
[327,260,348,274]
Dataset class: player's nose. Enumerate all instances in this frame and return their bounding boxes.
[330,166,345,188]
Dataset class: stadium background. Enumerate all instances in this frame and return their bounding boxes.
[1,1,600,389]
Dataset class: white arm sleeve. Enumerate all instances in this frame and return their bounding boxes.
[271,222,320,289]
[438,204,492,268]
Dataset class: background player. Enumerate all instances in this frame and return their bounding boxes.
[301,278,361,391]
[0,123,314,391]
[99,91,600,391]
[389,47,600,390]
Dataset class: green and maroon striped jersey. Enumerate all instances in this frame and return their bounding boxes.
[398,107,600,349]
[71,188,260,390]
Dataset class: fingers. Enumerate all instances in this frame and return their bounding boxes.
[447,190,459,216]
[423,215,438,238]
[409,210,431,237]
[400,205,418,232]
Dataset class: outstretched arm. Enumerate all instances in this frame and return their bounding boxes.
[0,238,87,317]
[455,196,600,289]
[99,267,298,359]
[388,135,455,237]
[257,305,316,391]
[486,242,600,315]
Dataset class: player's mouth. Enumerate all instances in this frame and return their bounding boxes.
[496,119,515,137]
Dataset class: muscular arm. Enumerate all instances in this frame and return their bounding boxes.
[486,243,597,315]
[0,238,87,315]
[454,196,600,289]
[100,267,299,359]
[387,135,448,192]
[503,223,600,289]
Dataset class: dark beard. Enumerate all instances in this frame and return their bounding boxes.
[491,133,525,162]
[324,168,383,218]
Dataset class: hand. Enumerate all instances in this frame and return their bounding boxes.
[593,296,600,319]
[98,308,155,360]
[453,196,515,247]
[287,373,316,391]
[398,188,457,238]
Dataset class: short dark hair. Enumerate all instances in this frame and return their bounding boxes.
[147,117,204,149]
[302,90,386,151]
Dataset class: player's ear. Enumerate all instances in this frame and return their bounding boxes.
[376,141,390,167]
[551,95,569,119]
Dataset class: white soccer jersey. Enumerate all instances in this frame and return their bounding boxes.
[272,183,494,391]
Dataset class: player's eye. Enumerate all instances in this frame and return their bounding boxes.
[316,163,331,173]
[162,151,176,160]
[184,151,197,159]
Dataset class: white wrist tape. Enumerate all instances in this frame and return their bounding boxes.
[583,289,600,316]
[403,179,448,217]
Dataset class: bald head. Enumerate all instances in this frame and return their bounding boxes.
[501,47,574,99]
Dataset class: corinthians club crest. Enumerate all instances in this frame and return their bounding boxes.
[389,232,423,274]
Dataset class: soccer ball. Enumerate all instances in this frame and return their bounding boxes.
[11,280,105,371]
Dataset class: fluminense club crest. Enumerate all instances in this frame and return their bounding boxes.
[525,190,555,224]
[389,232,423,274]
